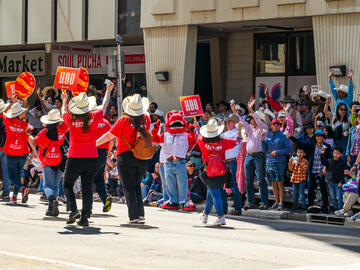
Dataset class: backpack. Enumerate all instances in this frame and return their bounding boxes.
[43,140,62,167]
[0,117,6,148]
[6,120,27,156]
[205,147,227,177]
[122,130,155,160]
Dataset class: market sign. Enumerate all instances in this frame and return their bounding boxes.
[0,50,46,77]
[179,95,204,117]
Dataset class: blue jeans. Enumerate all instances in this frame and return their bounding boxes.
[43,166,63,198]
[94,148,109,204]
[190,192,204,203]
[6,155,26,195]
[58,178,65,197]
[158,163,169,203]
[38,179,44,192]
[329,182,344,210]
[226,159,242,212]
[141,184,149,199]
[244,153,268,205]
[204,187,224,217]
[164,159,188,204]
[0,150,10,196]
[292,181,306,210]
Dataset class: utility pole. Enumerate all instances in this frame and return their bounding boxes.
[116,34,123,116]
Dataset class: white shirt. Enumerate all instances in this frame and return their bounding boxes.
[221,128,240,159]
[163,132,189,159]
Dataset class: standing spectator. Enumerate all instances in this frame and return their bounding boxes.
[186,161,207,204]
[262,119,291,210]
[299,101,313,125]
[288,147,308,213]
[149,102,158,114]
[329,69,353,114]
[238,98,269,210]
[216,100,230,122]
[346,112,360,166]
[321,147,346,212]
[135,84,147,97]
[199,110,212,126]
[105,105,118,126]
[123,81,133,98]
[278,110,294,137]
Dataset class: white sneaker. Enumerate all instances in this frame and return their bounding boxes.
[200,213,208,224]
[213,216,226,226]
[344,211,353,217]
[335,209,345,216]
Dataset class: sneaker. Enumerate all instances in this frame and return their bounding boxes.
[161,201,179,210]
[66,210,81,224]
[52,200,59,217]
[103,195,113,213]
[0,195,10,202]
[182,202,196,211]
[39,194,48,202]
[335,209,345,216]
[77,216,89,227]
[10,195,17,204]
[269,203,278,210]
[128,219,139,224]
[213,216,226,226]
[139,216,145,221]
[200,213,208,224]
[351,212,360,221]
[243,203,256,210]
[277,203,284,211]
[344,211,353,217]
[57,196,66,204]
[259,203,268,210]
[22,187,30,203]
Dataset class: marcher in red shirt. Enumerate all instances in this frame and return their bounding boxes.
[3,102,37,204]
[96,94,151,223]
[0,99,11,202]
[31,109,68,217]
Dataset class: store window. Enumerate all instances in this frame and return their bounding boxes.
[288,32,316,74]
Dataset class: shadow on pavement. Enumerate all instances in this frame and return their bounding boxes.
[59,226,120,235]
[227,216,360,253]
[4,203,34,208]
[90,213,117,218]
[120,223,159,230]
[193,225,235,230]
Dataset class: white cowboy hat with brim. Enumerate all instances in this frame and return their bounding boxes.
[68,92,96,115]
[153,109,164,117]
[42,86,59,98]
[200,118,225,138]
[122,94,149,116]
[335,84,349,94]
[264,108,275,119]
[312,89,328,99]
[235,104,245,116]
[5,102,27,119]
[40,109,63,124]
[0,99,6,114]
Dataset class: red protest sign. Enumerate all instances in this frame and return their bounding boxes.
[179,95,204,117]
[53,67,81,91]
[5,81,16,98]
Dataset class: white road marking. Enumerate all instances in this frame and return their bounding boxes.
[0,250,107,270]
[278,262,360,270]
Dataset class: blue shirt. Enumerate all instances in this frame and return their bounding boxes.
[330,79,353,115]
[262,131,291,164]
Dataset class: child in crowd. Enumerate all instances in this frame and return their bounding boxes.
[321,147,347,211]
[288,147,308,213]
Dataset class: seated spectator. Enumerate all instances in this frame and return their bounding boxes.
[186,161,207,204]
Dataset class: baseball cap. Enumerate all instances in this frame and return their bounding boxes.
[271,119,281,125]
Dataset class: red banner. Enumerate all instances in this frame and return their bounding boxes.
[5,81,16,98]
[125,54,145,64]
[179,95,204,117]
[53,67,81,91]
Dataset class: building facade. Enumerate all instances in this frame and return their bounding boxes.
[0,0,145,99]
[141,0,360,112]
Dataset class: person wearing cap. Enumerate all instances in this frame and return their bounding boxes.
[150,109,164,132]
[220,113,243,215]
[186,161,206,204]
[30,109,68,217]
[2,100,37,204]
[329,69,353,114]
[299,100,313,125]
[0,99,11,202]
[216,100,230,122]
[198,118,240,226]
[97,94,151,223]
[263,119,291,211]
[288,129,332,213]
[278,109,294,137]
[61,89,110,226]
[238,98,269,210]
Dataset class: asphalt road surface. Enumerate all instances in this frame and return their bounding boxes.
[0,195,360,270]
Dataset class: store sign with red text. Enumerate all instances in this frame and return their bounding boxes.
[179,95,204,117]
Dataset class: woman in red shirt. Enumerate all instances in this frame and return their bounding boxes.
[96,94,150,223]
[31,109,68,217]
[61,92,104,226]
[197,118,239,226]
[3,102,37,204]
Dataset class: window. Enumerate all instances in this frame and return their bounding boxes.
[288,32,316,74]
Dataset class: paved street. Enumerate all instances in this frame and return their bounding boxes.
[0,195,360,270]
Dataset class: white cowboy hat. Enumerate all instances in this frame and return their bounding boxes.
[153,109,164,117]
[40,109,62,124]
[264,108,275,119]
[312,89,328,99]
[335,84,349,94]
[5,102,27,119]
[200,118,225,138]
[0,99,6,114]
[235,104,245,116]
[122,94,149,116]
[68,92,96,115]
[42,86,59,98]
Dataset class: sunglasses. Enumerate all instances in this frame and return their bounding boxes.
[339,108,347,111]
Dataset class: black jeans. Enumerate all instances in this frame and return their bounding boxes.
[93,148,109,204]
[117,151,147,221]
[308,173,329,211]
[63,158,98,218]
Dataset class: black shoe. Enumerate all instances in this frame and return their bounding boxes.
[259,203,268,210]
[103,195,113,213]
[77,216,89,227]
[45,209,54,216]
[52,200,59,217]
[243,203,256,210]
[0,195,10,202]
[66,210,81,224]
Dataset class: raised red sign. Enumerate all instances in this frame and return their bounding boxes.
[53,67,81,91]
[5,81,16,98]
[179,95,204,117]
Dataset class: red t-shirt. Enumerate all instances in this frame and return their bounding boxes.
[63,109,103,158]
[97,118,111,150]
[197,135,236,163]
[35,123,69,167]
[3,116,29,156]
[110,115,151,155]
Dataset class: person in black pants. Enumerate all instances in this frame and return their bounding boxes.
[96,94,151,223]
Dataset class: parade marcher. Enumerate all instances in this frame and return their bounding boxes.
[96,94,151,223]
[32,109,68,216]
[61,92,104,226]
[0,100,10,202]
